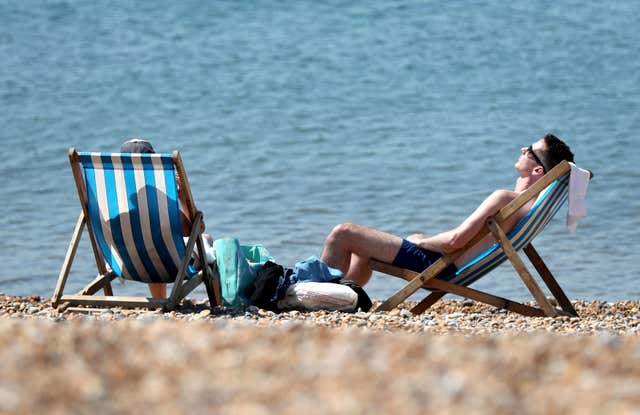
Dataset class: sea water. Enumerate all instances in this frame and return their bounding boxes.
[1,1,639,300]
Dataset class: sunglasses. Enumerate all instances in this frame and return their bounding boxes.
[527,145,547,173]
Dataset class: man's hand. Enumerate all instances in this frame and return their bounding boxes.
[406,233,439,251]
[406,233,425,245]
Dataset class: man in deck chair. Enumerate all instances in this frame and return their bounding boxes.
[120,139,214,298]
[319,134,575,287]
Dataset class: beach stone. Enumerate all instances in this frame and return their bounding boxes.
[197,309,211,318]
[399,309,413,319]
[100,310,114,319]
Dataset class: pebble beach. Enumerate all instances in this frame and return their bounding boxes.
[1,293,639,414]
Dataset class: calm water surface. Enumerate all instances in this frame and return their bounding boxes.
[1,1,639,300]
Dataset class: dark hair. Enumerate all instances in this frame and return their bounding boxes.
[120,139,155,154]
[541,133,574,169]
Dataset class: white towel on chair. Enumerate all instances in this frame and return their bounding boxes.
[567,162,591,233]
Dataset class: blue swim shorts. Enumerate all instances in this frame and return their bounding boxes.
[392,239,458,281]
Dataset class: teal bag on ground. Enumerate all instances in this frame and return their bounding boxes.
[213,238,274,308]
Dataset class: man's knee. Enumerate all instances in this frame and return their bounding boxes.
[327,222,359,244]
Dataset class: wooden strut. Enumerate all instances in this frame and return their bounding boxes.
[60,295,168,309]
[487,217,557,317]
[52,211,85,308]
[167,211,203,310]
[523,243,578,316]
[414,279,547,317]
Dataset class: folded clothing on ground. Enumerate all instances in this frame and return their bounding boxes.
[277,282,359,312]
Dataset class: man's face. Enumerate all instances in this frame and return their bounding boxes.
[515,138,547,175]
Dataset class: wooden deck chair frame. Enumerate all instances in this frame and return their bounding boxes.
[370,160,583,318]
[52,148,221,311]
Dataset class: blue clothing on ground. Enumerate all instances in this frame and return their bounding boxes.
[290,255,344,283]
[272,256,343,302]
[392,239,458,280]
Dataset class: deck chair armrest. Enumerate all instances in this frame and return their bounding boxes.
[172,151,199,221]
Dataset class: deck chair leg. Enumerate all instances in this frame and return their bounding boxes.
[52,211,85,308]
[523,244,578,317]
[178,271,203,299]
[411,292,447,314]
[103,283,113,296]
[195,234,221,307]
[487,218,558,317]
[201,264,221,307]
[77,271,118,296]
[167,212,204,311]
[376,259,453,312]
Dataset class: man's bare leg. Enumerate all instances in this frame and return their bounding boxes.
[148,283,167,298]
[320,223,403,286]
[347,254,374,285]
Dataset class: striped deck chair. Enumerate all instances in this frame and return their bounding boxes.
[53,148,221,311]
[370,161,588,317]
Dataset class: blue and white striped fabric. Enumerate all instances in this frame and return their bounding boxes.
[79,152,196,283]
[443,173,570,287]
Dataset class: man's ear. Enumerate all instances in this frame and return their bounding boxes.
[533,166,546,176]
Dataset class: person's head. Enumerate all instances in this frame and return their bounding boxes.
[120,139,155,153]
[539,133,574,171]
[517,133,574,177]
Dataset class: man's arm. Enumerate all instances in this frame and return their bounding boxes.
[408,189,522,253]
[176,171,205,236]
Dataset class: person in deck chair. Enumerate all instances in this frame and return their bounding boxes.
[120,139,213,298]
[319,134,575,287]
